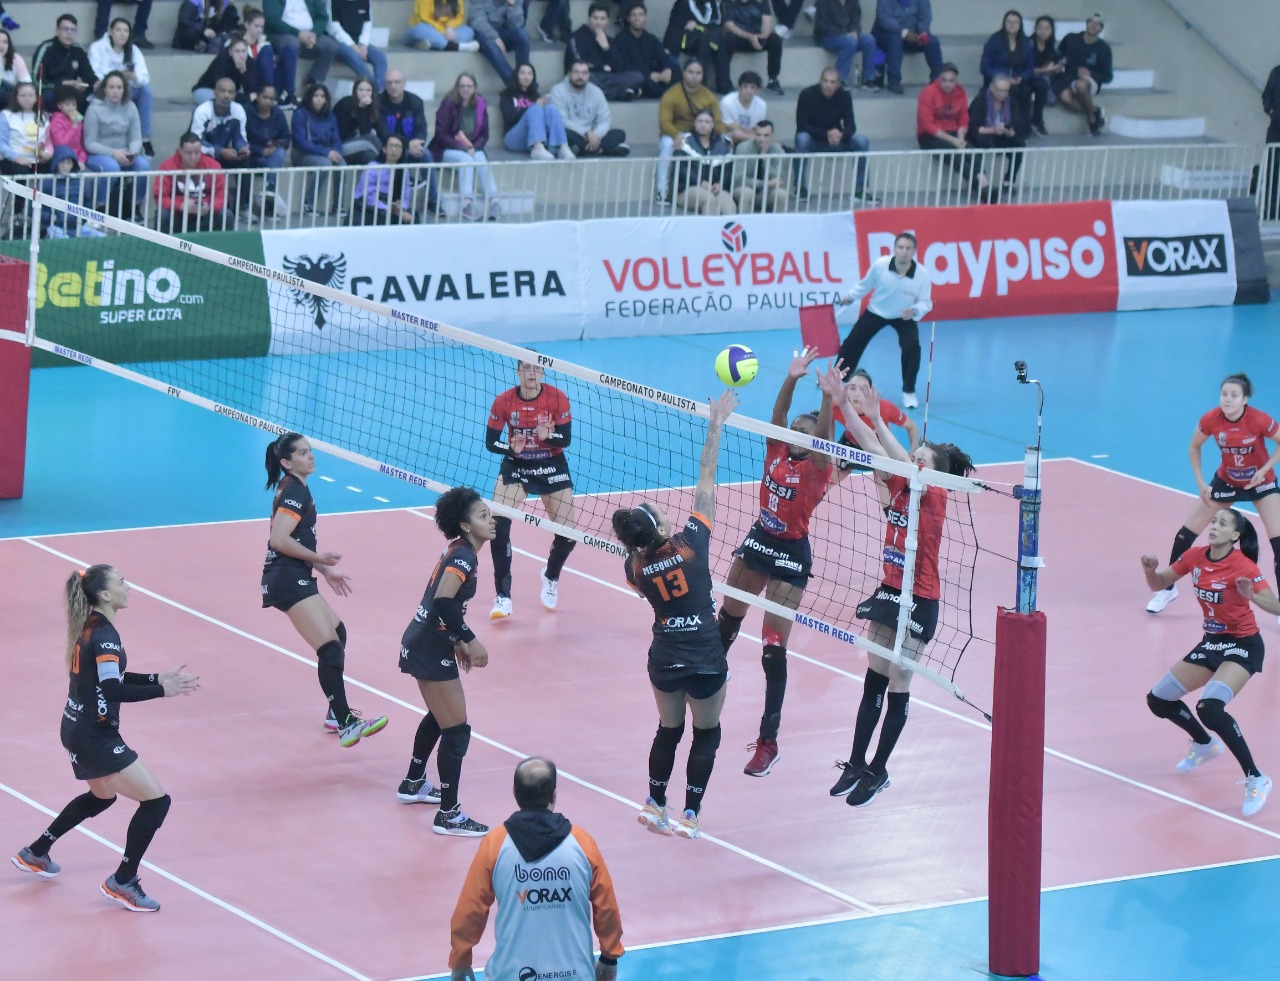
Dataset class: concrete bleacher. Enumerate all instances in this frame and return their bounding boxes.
[7,0,1257,160]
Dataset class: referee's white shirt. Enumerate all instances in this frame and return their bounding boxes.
[846,255,934,321]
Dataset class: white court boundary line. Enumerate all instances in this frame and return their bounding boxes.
[17,536,880,917]
[0,780,371,981]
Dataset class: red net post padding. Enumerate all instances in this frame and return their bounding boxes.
[988,607,1047,978]
[0,254,30,499]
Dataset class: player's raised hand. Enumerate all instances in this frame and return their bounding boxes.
[708,390,739,426]
[788,345,820,378]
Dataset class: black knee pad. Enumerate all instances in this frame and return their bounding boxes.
[690,724,722,759]
[87,793,117,817]
[1195,698,1229,731]
[1174,526,1198,550]
[138,794,172,832]
[550,534,577,560]
[336,621,347,648]
[441,723,472,759]
[864,667,890,697]
[653,722,685,751]
[762,645,788,678]
[1146,691,1180,719]
[316,639,344,671]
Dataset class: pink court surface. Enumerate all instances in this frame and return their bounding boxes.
[3,459,1279,979]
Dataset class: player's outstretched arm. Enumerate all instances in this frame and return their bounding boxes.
[695,391,739,522]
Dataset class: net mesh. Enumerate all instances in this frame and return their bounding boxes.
[6,181,999,701]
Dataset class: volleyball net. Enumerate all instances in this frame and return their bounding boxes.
[1,180,1005,705]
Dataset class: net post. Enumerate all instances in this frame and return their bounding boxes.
[0,252,31,499]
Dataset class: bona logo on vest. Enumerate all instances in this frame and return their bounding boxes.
[515,862,574,907]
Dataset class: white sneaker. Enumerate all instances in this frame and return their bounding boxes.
[529,143,554,161]
[670,808,701,839]
[540,568,559,611]
[490,595,512,619]
[1146,585,1178,614]
[637,797,672,836]
[774,24,790,38]
[458,40,480,52]
[1242,774,1272,817]
[902,392,919,409]
[1175,736,1224,773]
[557,144,576,161]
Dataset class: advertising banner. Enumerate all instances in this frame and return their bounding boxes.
[852,202,1121,320]
[580,212,855,338]
[1110,199,1236,310]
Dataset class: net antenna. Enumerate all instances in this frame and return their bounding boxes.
[4,180,1007,710]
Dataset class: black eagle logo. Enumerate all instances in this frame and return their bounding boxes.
[282,253,346,329]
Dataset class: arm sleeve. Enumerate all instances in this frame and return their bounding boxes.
[99,677,165,702]
[572,828,626,961]
[484,425,511,454]
[546,420,572,448]
[433,594,476,643]
[448,831,503,970]
[123,671,158,685]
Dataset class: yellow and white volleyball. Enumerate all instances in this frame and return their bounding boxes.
[715,345,759,388]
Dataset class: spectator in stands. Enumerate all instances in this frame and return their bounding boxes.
[611,4,677,100]
[429,72,502,222]
[719,70,766,145]
[733,117,788,212]
[193,76,251,168]
[265,0,342,88]
[916,62,986,196]
[44,85,88,166]
[331,0,388,90]
[242,7,289,105]
[469,0,530,86]
[655,59,721,202]
[174,0,241,53]
[0,81,51,174]
[88,19,154,157]
[663,0,728,94]
[967,72,1023,197]
[1028,15,1062,136]
[871,0,942,94]
[334,75,385,164]
[41,147,106,236]
[565,3,643,100]
[674,106,735,214]
[291,81,346,215]
[32,15,98,111]
[814,0,879,90]
[794,66,875,202]
[191,35,256,106]
[501,62,573,159]
[979,10,1032,138]
[1261,62,1280,220]
[0,30,32,108]
[407,0,480,51]
[551,60,630,157]
[1056,12,1111,135]
[155,130,229,232]
[245,83,289,204]
[353,132,415,224]
[380,68,431,169]
[722,0,784,97]
[84,71,149,174]
[96,0,154,49]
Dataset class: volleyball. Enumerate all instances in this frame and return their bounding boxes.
[715,345,758,387]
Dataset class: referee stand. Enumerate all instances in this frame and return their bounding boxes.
[989,361,1048,978]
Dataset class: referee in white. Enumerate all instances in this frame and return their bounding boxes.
[836,232,933,409]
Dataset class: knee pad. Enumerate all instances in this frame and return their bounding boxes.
[336,621,347,648]
[316,639,344,671]
[1150,671,1189,702]
[761,645,788,679]
[87,793,117,817]
[138,794,172,831]
[864,667,890,698]
[1174,526,1198,550]
[441,723,472,759]
[653,722,685,751]
[690,724,722,758]
[550,534,577,559]
[1146,691,1182,720]
[1195,698,1229,731]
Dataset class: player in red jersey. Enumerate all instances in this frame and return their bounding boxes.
[831,368,920,490]
[485,360,577,620]
[1142,509,1280,817]
[822,374,974,808]
[1147,373,1280,627]
[715,348,836,778]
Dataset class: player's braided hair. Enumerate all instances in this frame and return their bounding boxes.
[65,564,114,670]
[264,432,305,489]
[436,486,483,540]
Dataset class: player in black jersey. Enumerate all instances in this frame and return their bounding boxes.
[613,390,737,841]
[262,433,388,748]
[397,486,496,837]
[11,565,199,912]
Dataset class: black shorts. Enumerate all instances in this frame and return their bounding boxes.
[1209,472,1279,504]
[1183,632,1265,676]
[399,639,461,682]
[649,667,729,700]
[61,723,137,781]
[734,524,813,587]
[498,455,573,497]
[856,584,940,643]
[261,563,319,612]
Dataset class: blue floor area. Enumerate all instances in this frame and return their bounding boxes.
[5,300,1280,979]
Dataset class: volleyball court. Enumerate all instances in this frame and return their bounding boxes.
[3,187,1279,980]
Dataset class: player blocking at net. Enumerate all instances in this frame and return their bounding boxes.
[717,348,836,778]
[485,360,577,619]
[822,374,975,808]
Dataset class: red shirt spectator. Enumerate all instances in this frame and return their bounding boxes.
[154,133,228,232]
[917,71,969,137]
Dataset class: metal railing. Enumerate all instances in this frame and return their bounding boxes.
[3,142,1275,236]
